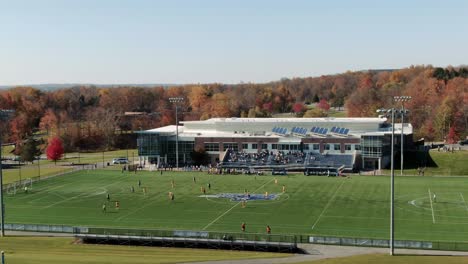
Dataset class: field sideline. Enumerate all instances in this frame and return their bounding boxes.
[5,170,468,243]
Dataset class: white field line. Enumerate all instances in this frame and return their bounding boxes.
[42,177,127,209]
[460,193,468,212]
[311,180,345,230]
[202,178,275,230]
[428,189,436,224]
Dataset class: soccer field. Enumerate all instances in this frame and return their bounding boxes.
[5,170,468,243]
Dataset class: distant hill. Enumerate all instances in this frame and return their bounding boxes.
[0,83,177,91]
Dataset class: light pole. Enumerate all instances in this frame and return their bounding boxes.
[169,97,184,169]
[0,109,15,237]
[394,96,411,176]
[377,108,397,255]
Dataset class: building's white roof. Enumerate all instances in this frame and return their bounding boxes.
[141,117,412,139]
[181,117,385,125]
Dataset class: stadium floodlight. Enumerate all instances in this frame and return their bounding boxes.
[168,97,184,169]
[393,96,412,176]
[377,107,397,255]
[0,109,15,237]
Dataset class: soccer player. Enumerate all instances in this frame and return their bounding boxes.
[208,182,211,190]
[138,180,141,188]
[203,187,206,195]
[171,180,175,189]
[193,176,196,183]
[102,203,106,212]
[264,191,268,198]
[115,201,120,210]
[282,185,286,193]
[131,186,135,193]
[24,186,29,194]
[241,222,246,232]
[266,225,271,234]
[274,178,278,185]
[107,193,110,201]
[433,193,437,203]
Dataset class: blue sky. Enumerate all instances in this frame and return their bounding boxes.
[1,0,467,85]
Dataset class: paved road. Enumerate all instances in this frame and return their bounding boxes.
[183,243,468,264]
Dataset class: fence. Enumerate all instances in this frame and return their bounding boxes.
[3,223,468,252]
[4,223,84,233]
[309,235,468,251]
[81,227,297,245]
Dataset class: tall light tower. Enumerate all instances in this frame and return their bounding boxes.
[0,109,15,237]
[168,97,184,169]
[377,107,397,255]
[393,96,411,176]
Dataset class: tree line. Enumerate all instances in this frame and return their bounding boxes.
[0,65,466,158]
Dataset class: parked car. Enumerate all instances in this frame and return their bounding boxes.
[112,157,129,164]
[459,139,468,146]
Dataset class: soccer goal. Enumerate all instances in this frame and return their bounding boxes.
[6,183,17,195]
[21,179,33,193]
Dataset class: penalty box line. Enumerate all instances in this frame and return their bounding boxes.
[202,178,275,231]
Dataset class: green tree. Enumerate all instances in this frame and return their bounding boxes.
[20,137,41,163]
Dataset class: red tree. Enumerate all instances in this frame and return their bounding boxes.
[318,99,330,111]
[46,137,64,164]
[447,126,459,144]
[292,102,306,113]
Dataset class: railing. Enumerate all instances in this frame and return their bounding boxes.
[309,235,468,251]
[81,227,297,244]
[4,223,468,252]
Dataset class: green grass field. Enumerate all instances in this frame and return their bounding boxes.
[5,170,468,243]
[0,237,286,264]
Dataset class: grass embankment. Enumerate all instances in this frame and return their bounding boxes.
[0,237,287,264]
[1,149,137,184]
[300,254,468,264]
[382,149,468,176]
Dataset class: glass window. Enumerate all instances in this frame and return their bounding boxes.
[324,144,331,150]
[312,144,320,150]
[242,143,248,150]
[223,143,238,151]
[345,144,352,151]
[355,145,361,150]
[271,144,278,149]
[262,144,268,150]
[334,144,341,151]
[204,143,219,152]
[252,143,258,150]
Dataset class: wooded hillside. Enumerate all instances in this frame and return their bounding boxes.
[1,65,466,152]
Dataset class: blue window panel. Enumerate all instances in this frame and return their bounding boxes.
[311,127,316,133]
[323,128,328,134]
[343,128,349,135]
[339,128,345,134]
[331,127,336,133]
